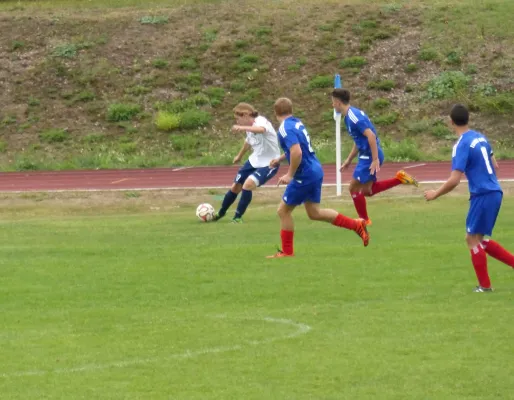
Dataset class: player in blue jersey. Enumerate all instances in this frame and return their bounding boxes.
[424,104,514,292]
[266,97,369,258]
[331,89,419,225]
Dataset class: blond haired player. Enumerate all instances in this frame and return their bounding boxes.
[213,103,281,223]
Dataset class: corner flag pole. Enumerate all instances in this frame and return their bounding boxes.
[334,74,342,196]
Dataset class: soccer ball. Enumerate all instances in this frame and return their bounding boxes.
[196,203,215,222]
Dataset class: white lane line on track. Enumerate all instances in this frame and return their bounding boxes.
[171,167,193,172]
[403,163,427,169]
[4,179,514,193]
[110,178,131,184]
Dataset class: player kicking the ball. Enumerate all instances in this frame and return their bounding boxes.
[213,103,281,223]
[331,89,419,225]
[266,97,369,258]
[424,104,514,292]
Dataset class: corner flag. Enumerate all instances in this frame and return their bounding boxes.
[334,74,342,196]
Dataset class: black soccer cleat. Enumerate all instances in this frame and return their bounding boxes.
[212,212,224,222]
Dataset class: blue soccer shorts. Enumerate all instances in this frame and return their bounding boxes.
[282,178,323,206]
[234,160,279,187]
[466,191,503,236]
[353,148,385,184]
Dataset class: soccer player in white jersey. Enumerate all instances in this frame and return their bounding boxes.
[424,104,514,292]
[213,103,281,223]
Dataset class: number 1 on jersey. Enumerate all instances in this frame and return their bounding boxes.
[480,146,493,174]
[295,122,314,153]
[302,129,314,153]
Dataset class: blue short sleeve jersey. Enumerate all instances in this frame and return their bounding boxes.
[344,106,382,157]
[452,130,503,236]
[451,130,502,196]
[278,116,323,183]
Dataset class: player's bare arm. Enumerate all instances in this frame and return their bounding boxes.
[341,144,358,172]
[270,153,287,168]
[363,128,380,175]
[233,141,250,164]
[424,170,463,201]
[232,125,266,134]
[278,144,302,186]
[492,154,499,169]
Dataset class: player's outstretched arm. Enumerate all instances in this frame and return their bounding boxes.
[232,125,266,134]
[424,170,463,201]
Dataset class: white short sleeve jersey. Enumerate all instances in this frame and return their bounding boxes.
[246,115,281,168]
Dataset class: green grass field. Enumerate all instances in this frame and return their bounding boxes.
[1,194,513,399]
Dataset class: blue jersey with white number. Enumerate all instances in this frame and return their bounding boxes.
[452,130,502,196]
[278,117,323,183]
[344,106,382,157]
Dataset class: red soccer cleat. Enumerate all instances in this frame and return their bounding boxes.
[266,249,294,258]
[354,219,370,247]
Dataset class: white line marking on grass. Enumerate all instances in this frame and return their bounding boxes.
[0,316,311,378]
[204,190,488,217]
[410,179,514,184]
[323,194,424,200]
[1,179,514,193]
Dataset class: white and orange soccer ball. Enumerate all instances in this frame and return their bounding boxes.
[196,203,215,222]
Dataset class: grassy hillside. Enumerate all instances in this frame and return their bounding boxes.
[0,0,513,171]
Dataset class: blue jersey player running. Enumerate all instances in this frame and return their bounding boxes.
[424,104,514,292]
[266,97,369,258]
[331,89,419,226]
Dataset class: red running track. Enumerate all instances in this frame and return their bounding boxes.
[1,161,514,192]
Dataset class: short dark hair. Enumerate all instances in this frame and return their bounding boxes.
[331,88,350,104]
[450,104,469,126]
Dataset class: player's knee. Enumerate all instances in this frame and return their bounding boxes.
[277,205,286,218]
[242,179,257,191]
[362,185,372,196]
[465,234,482,248]
[348,181,360,193]
[277,203,293,219]
[465,235,472,247]
[231,183,242,193]
[307,209,321,221]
